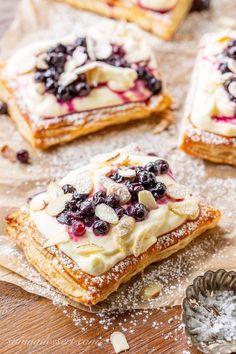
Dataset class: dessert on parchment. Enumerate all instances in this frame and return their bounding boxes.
[6,145,221,306]
[180,31,236,166]
[54,0,193,40]
[0,24,171,149]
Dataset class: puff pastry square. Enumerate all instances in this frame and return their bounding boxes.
[0,24,171,149]
[54,0,193,40]
[6,145,221,306]
[180,31,236,166]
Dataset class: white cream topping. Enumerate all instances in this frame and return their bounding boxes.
[3,26,156,118]
[30,146,198,276]
[190,32,236,137]
[138,0,177,11]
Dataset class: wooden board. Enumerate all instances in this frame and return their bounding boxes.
[0,1,201,353]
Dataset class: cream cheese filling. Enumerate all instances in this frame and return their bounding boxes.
[190,33,236,137]
[30,149,197,276]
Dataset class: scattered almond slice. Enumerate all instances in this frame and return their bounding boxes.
[110,332,129,354]
[36,53,48,70]
[133,233,148,257]
[156,175,173,187]
[140,283,162,300]
[74,62,98,75]
[86,37,96,61]
[227,58,236,74]
[228,81,236,98]
[45,194,72,217]
[118,168,136,178]
[114,215,135,252]
[107,184,131,204]
[59,72,78,86]
[95,40,112,60]
[76,243,104,255]
[1,145,16,162]
[47,182,64,202]
[72,49,88,66]
[95,203,119,225]
[138,190,157,210]
[167,184,190,200]
[76,171,93,194]
[168,199,200,220]
[29,194,46,211]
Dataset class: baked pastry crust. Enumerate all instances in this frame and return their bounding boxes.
[6,205,220,306]
[54,0,193,40]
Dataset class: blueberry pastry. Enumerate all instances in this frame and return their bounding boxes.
[54,0,193,40]
[6,145,221,305]
[180,32,236,166]
[0,25,171,149]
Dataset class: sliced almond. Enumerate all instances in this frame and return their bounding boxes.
[138,190,157,210]
[59,72,78,86]
[91,151,120,164]
[107,184,131,205]
[114,215,135,252]
[110,331,129,354]
[167,184,190,200]
[73,49,88,66]
[76,171,93,195]
[228,81,236,98]
[35,83,45,95]
[76,243,104,255]
[118,168,136,178]
[45,194,72,217]
[95,40,112,60]
[36,53,48,70]
[99,175,115,189]
[47,182,64,202]
[133,233,148,257]
[156,175,173,187]
[29,194,46,211]
[86,37,96,61]
[74,62,98,75]
[95,203,119,225]
[168,199,200,220]
[227,58,236,74]
[140,283,162,300]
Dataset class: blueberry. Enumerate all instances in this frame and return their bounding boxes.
[57,85,72,101]
[93,220,110,235]
[52,43,67,54]
[154,159,169,175]
[115,206,127,219]
[146,76,162,94]
[135,166,145,175]
[224,78,236,102]
[0,102,8,115]
[227,46,236,60]
[112,45,126,57]
[136,66,149,80]
[106,193,120,207]
[126,182,144,201]
[145,162,157,173]
[16,149,29,164]
[218,63,231,75]
[45,78,58,94]
[127,203,148,221]
[66,45,76,55]
[190,0,210,12]
[151,182,166,199]
[75,37,87,48]
[79,200,95,218]
[106,55,128,68]
[138,171,157,189]
[56,211,80,225]
[65,200,78,212]
[74,82,90,97]
[93,191,106,205]
[34,71,46,83]
[83,216,97,227]
[110,173,123,183]
[62,184,76,194]
[47,52,67,72]
[73,192,88,202]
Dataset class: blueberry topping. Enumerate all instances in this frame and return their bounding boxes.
[154,159,169,175]
[79,200,95,217]
[73,192,88,202]
[138,171,157,189]
[106,193,120,207]
[16,149,29,164]
[110,172,123,183]
[74,82,90,97]
[105,55,128,68]
[62,184,76,194]
[112,45,126,57]
[83,216,97,227]
[93,220,110,235]
[0,102,8,115]
[34,71,46,83]
[146,76,162,94]
[75,37,87,48]
[224,78,236,103]
[125,181,144,201]
[115,206,127,219]
[57,211,80,225]
[93,191,106,206]
[136,66,149,80]
[151,182,166,199]
[68,220,86,239]
[52,43,67,54]
[218,63,231,75]
[127,203,148,221]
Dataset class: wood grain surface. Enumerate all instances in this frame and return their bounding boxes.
[0,1,201,353]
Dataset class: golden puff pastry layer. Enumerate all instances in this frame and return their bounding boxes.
[5,146,221,305]
[0,24,171,149]
[180,32,236,166]
[54,0,193,40]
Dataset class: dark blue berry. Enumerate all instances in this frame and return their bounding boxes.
[127,203,148,221]
[34,71,46,83]
[16,149,29,164]
[93,191,106,205]
[151,182,166,199]
[65,200,78,212]
[154,159,169,175]
[62,184,76,194]
[110,173,123,183]
[75,37,87,48]
[93,220,110,235]
[146,76,162,94]
[79,200,95,218]
[125,182,144,201]
[137,66,149,80]
[0,102,8,115]
[138,171,156,189]
[218,63,231,75]
[106,193,120,207]
[74,82,90,97]
[115,206,127,219]
[56,211,80,225]
[73,192,87,202]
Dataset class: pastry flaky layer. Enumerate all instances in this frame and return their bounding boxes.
[180,31,236,166]
[5,146,221,306]
[55,0,193,40]
[0,23,171,149]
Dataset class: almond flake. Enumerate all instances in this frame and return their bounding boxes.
[168,199,200,220]
[227,59,236,74]
[118,168,136,178]
[133,234,148,257]
[76,243,104,255]
[110,332,129,354]
[74,62,98,75]
[45,194,72,217]
[73,49,88,66]
[140,283,162,300]
[107,184,131,205]
[36,53,48,70]
[95,40,112,60]
[47,182,64,202]
[167,184,190,200]
[86,37,96,61]
[114,215,135,252]
[29,194,46,211]
[76,172,93,195]
[228,81,236,98]
[91,151,120,164]
[138,190,157,210]
[95,203,119,225]
[59,72,78,86]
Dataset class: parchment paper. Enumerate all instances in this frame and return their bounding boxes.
[0,0,236,314]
